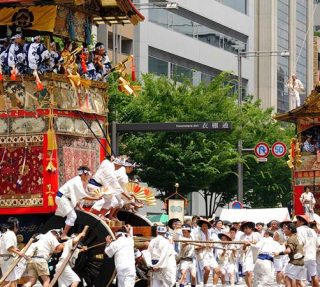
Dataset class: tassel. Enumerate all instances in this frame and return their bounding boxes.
[80,53,88,73]
[33,70,44,91]
[0,73,3,81]
[46,157,57,172]
[131,55,136,81]
[47,128,57,151]
[47,194,54,206]
[10,66,17,81]
[67,11,76,41]
[46,184,55,206]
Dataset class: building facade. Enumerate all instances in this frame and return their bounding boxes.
[133,0,255,95]
[255,0,314,112]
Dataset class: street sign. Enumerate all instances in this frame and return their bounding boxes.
[271,141,287,158]
[116,122,232,132]
[254,142,270,158]
[232,201,243,209]
[257,158,268,162]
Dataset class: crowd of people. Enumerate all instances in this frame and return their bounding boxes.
[0,33,112,81]
[1,156,320,287]
[2,213,320,287]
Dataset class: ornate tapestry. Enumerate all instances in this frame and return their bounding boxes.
[0,76,107,115]
[0,135,44,208]
[57,135,101,185]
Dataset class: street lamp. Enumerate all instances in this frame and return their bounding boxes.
[237,49,290,203]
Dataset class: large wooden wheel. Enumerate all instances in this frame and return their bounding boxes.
[117,210,153,227]
[41,211,116,287]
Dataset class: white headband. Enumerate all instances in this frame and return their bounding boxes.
[78,169,91,176]
[96,44,104,50]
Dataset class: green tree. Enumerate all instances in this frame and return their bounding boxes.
[108,73,294,216]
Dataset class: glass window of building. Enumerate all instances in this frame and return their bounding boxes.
[296,0,307,104]
[277,0,289,113]
[149,9,247,54]
[219,0,247,14]
[148,56,168,76]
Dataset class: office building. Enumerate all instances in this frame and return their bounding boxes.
[255,0,314,112]
[133,0,255,94]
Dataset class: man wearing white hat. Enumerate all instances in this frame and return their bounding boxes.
[24,35,50,73]
[105,226,136,287]
[55,166,99,240]
[296,214,319,287]
[148,225,177,287]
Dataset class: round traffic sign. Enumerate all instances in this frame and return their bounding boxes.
[232,201,243,209]
[254,142,270,158]
[271,141,287,158]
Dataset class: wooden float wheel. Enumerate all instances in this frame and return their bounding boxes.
[41,211,116,287]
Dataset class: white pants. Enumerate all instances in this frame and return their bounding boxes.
[253,258,274,287]
[65,209,77,226]
[92,194,124,211]
[290,92,300,109]
[151,267,176,287]
[57,263,80,287]
[1,257,27,282]
[117,273,135,287]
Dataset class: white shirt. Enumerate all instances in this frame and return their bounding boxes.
[179,235,195,258]
[114,166,129,192]
[105,236,136,273]
[297,225,319,261]
[0,230,17,255]
[26,231,60,261]
[300,192,315,205]
[93,159,123,194]
[252,236,283,255]
[60,176,88,208]
[148,235,176,269]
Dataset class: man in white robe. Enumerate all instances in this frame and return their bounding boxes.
[148,226,177,287]
[55,166,98,239]
[194,219,220,287]
[296,215,319,287]
[252,230,283,287]
[89,158,125,220]
[300,187,316,221]
[0,217,27,287]
[55,231,86,287]
[105,227,136,287]
[240,222,261,287]
[286,73,304,109]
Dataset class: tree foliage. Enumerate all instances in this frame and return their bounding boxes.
[108,73,295,216]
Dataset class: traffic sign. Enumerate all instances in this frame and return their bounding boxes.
[254,142,270,158]
[271,142,287,158]
[232,201,243,209]
[257,158,268,162]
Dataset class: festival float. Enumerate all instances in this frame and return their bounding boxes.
[0,1,156,286]
[275,86,320,216]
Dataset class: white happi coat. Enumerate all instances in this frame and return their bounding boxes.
[55,239,81,287]
[240,232,261,273]
[148,235,177,287]
[252,237,283,287]
[194,230,218,270]
[179,235,196,272]
[90,160,124,211]
[105,236,136,287]
[300,192,316,220]
[297,225,319,262]
[0,230,25,282]
[55,176,88,217]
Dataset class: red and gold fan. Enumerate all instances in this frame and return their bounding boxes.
[142,187,156,206]
[126,182,146,201]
